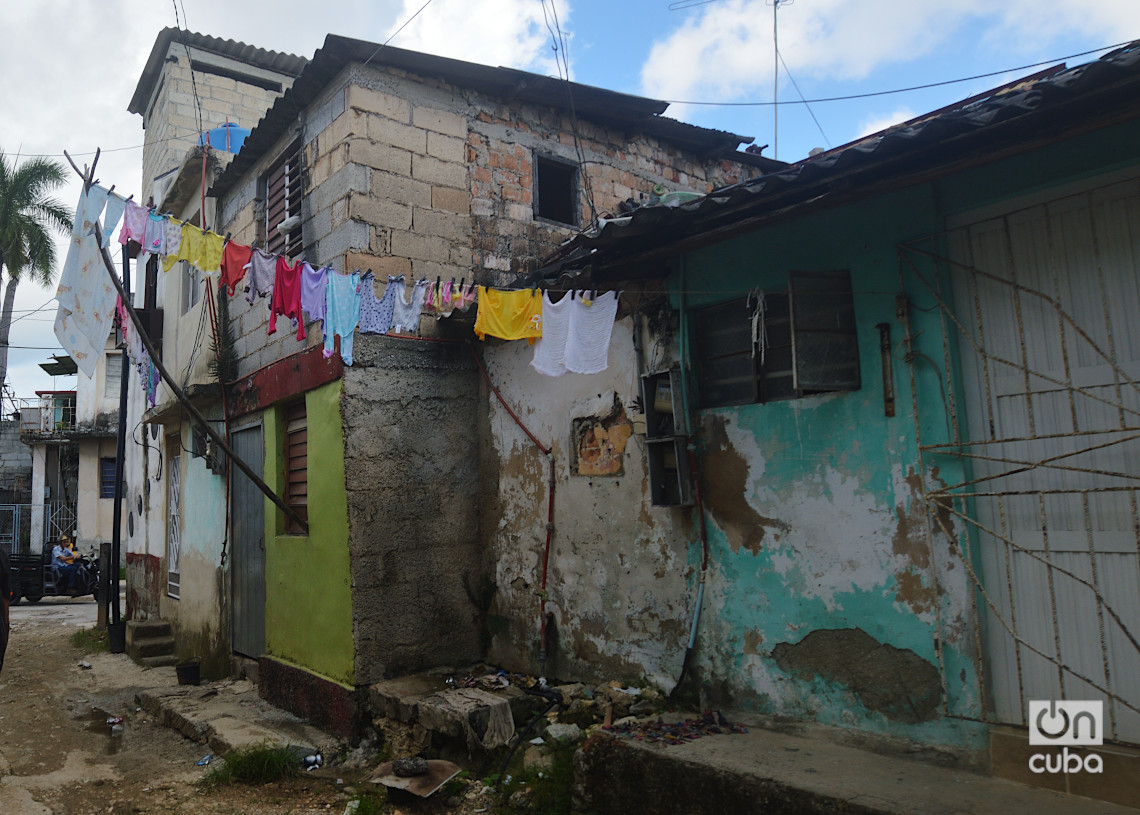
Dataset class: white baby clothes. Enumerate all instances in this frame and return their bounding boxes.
[530,291,572,376]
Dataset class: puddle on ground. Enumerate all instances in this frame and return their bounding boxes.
[76,707,127,755]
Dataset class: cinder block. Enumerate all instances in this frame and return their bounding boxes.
[411,106,467,139]
[412,154,467,189]
[367,116,427,154]
[348,140,411,176]
[372,256,413,278]
[317,163,371,213]
[344,252,386,275]
[371,172,431,208]
[346,85,410,123]
[427,132,465,163]
[431,186,470,215]
[391,230,455,264]
[349,193,412,230]
[412,207,470,243]
[319,219,372,258]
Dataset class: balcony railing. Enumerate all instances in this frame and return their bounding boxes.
[18,395,77,435]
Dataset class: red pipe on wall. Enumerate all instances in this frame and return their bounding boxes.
[467,343,557,677]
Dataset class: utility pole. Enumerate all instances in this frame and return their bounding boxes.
[767,0,794,161]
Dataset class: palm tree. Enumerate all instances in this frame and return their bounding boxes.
[0,152,73,398]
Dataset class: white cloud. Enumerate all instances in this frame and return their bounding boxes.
[385,0,571,76]
[857,106,916,138]
[639,0,1140,105]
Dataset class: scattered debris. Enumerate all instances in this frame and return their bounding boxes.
[606,710,748,745]
[196,755,214,766]
[369,759,461,797]
[544,722,582,744]
[302,754,323,770]
[78,660,92,669]
[392,756,429,777]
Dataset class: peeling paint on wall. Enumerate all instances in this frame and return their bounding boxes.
[701,414,790,554]
[772,628,941,724]
[572,395,633,477]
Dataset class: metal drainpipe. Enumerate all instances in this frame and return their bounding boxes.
[107,246,131,652]
[671,256,710,698]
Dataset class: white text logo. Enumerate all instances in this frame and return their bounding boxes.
[1027,700,1103,774]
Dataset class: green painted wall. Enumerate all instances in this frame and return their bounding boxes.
[263,380,354,683]
[669,121,1140,753]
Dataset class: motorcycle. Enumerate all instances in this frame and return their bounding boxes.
[7,549,101,604]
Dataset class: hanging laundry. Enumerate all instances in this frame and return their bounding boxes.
[300,262,330,328]
[219,240,252,296]
[184,229,225,274]
[530,291,571,376]
[143,213,166,257]
[435,279,457,319]
[531,291,621,376]
[114,298,160,409]
[245,248,276,304]
[452,281,477,312]
[474,286,543,343]
[392,278,429,335]
[564,290,620,374]
[117,200,149,250]
[322,270,362,365]
[55,184,117,377]
[161,221,190,273]
[162,217,184,269]
[358,273,399,335]
[101,193,128,249]
[269,255,305,340]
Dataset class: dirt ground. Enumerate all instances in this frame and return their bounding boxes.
[0,607,510,815]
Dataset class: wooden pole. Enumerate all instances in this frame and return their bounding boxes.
[62,151,309,534]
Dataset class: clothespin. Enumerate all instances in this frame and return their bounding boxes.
[570,290,575,300]
[459,277,465,288]
[224,232,232,243]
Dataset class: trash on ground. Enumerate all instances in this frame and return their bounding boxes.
[196,755,213,766]
[369,759,461,797]
[605,710,748,745]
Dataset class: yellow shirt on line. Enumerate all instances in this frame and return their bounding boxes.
[474,286,543,343]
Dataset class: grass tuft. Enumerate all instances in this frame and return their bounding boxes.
[198,745,300,786]
[69,627,109,654]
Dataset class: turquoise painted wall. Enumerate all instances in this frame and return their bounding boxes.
[263,380,354,684]
[670,122,1140,752]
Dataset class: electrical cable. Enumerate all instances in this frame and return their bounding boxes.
[358,0,436,71]
[663,40,1134,106]
[778,49,830,148]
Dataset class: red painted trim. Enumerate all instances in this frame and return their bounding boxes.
[226,346,343,418]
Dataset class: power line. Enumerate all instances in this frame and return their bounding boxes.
[359,0,436,71]
[664,40,1132,107]
[778,49,830,148]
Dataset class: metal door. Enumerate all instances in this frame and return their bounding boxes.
[230,424,266,658]
[901,175,1140,744]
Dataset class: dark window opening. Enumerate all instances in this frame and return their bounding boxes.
[264,142,303,259]
[283,401,308,534]
[100,457,118,499]
[535,154,578,226]
[695,270,860,409]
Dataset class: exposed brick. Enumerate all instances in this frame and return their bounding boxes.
[346,85,410,123]
[431,186,470,215]
[411,106,467,139]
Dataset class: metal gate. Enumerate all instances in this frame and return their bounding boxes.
[230,424,265,658]
[900,175,1140,745]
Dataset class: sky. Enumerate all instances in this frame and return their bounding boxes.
[1,0,1138,405]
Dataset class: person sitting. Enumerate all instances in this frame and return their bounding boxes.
[51,536,80,595]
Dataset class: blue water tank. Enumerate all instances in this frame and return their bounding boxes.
[198,123,250,154]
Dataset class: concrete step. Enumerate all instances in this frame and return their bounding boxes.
[138,655,179,669]
[575,720,1137,815]
[126,619,172,642]
[130,635,175,659]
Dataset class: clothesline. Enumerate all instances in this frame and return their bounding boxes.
[54,179,624,401]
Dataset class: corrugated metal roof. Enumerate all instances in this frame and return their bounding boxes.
[536,41,1140,282]
[129,28,308,116]
[211,34,757,197]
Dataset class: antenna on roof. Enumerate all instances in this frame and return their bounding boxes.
[765,0,794,160]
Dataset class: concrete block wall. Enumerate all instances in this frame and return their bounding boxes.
[0,421,32,498]
[140,45,297,201]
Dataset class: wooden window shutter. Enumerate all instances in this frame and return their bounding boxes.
[265,142,303,258]
[284,401,308,533]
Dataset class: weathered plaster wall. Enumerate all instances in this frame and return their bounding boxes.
[673,184,982,751]
[0,421,32,502]
[75,437,123,550]
[263,380,354,684]
[161,420,229,677]
[341,336,484,684]
[480,312,695,688]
